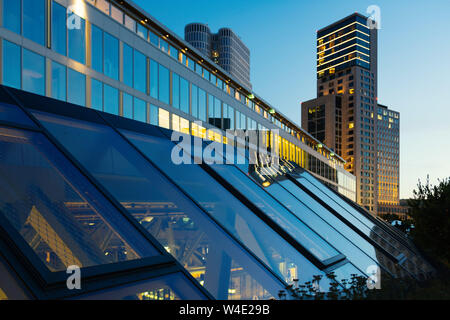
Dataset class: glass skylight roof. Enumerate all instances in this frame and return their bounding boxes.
[0,85,434,300]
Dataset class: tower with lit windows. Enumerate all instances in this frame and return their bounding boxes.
[302,13,380,213]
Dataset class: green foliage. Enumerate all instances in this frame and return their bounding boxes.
[408,176,450,266]
[282,272,450,300]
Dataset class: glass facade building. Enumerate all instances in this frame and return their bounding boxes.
[303,13,379,212]
[376,104,400,214]
[0,86,434,299]
[0,0,356,201]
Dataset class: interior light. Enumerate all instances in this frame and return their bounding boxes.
[262,181,271,188]
[269,108,276,114]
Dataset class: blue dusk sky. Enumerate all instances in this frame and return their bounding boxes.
[134,0,450,199]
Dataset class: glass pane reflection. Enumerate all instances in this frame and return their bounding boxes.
[75,272,206,300]
[35,112,284,300]
[0,126,158,272]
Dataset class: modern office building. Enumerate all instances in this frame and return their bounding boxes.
[185,23,251,90]
[302,13,380,213]
[0,85,434,299]
[0,1,434,300]
[376,104,400,215]
[0,0,356,201]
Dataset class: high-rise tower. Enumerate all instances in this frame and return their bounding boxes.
[302,13,379,213]
[185,23,251,90]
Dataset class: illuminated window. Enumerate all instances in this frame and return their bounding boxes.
[158,108,170,129]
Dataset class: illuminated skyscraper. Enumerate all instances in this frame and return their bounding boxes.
[302,13,379,213]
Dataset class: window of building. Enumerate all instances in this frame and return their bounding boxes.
[158,108,170,129]
[91,25,103,73]
[134,97,147,122]
[124,14,136,32]
[191,84,198,118]
[198,88,207,122]
[23,0,45,45]
[150,104,159,125]
[91,79,103,111]
[134,50,147,94]
[68,14,86,64]
[149,31,159,47]
[104,32,119,80]
[150,59,158,99]
[123,43,133,87]
[172,73,180,110]
[137,24,147,40]
[158,65,170,105]
[3,0,21,34]
[67,68,86,106]
[22,49,45,96]
[123,93,133,119]
[180,77,189,114]
[2,40,21,89]
[52,1,67,56]
[51,61,66,101]
[104,84,119,115]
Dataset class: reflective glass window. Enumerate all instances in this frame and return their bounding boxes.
[158,65,170,105]
[22,49,45,96]
[134,50,146,93]
[75,273,206,300]
[272,177,400,276]
[169,46,178,60]
[123,93,133,119]
[149,31,159,47]
[123,44,133,87]
[180,77,189,114]
[191,85,198,118]
[104,32,119,80]
[68,14,86,64]
[23,0,45,45]
[36,114,285,300]
[104,84,119,115]
[0,126,158,271]
[210,164,340,263]
[3,40,21,89]
[172,73,180,109]
[0,255,29,300]
[134,97,146,122]
[159,39,168,53]
[150,59,158,99]
[52,1,66,56]
[51,61,66,101]
[198,88,206,122]
[124,133,325,286]
[136,24,147,40]
[91,25,103,73]
[91,79,103,111]
[3,0,21,34]
[150,104,158,126]
[67,68,85,106]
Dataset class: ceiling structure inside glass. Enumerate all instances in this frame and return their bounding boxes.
[0,85,434,300]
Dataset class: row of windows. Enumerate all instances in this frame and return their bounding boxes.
[1,0,351,192]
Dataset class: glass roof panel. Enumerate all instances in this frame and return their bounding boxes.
[293,171,429,277]
[209,163,340,263]
[0,102,37,127]
[121,130,329,288]
[0,126,159,272]
[73,272,207,300]
[33,111,284,300]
